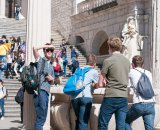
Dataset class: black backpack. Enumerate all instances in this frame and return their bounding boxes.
[134,69,155,99]
[15,87,24,104]
[20,59,45,94]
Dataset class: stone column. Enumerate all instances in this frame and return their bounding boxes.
[150,5,160,129]
[147,2,160,129]
[0,0,6,18]
[152,0,160,103]
[152,0,160,100]
[23,0,51,130]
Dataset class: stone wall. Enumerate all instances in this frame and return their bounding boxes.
[71,0,151,64]
[51,0,74,40]
[50,0,152,67]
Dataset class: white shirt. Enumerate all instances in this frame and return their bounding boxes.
[0,85,6,99]
[7,54,12,63]
[129,67,155,104]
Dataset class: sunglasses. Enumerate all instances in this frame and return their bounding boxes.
[45,49,54,53]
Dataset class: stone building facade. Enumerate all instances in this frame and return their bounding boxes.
[72,0,150,61]
[49,1,160,129]
[52,0,160,99]
[52,0,151,65]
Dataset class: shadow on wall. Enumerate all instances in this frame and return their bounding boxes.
[92,30,108,55]
[99,40,109,55]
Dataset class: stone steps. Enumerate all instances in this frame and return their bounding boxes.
[0,18,26,40]
[3,78,22,117]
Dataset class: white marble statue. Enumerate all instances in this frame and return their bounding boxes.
[121,16,144,62]
[15,5,25,20]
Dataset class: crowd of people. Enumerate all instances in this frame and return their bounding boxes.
[0,35,156,130]
[0,36,80,80]
[68,37,155,130]
[51,39,79,86]
[0,35,26,120]
[0,36,80,122]
[29,36,155,130]
[0,35,26,79]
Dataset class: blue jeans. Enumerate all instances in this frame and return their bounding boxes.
[125,102,155,130]
[98,97,128,130]
[0,56,6,62]
[63,64,67,76]
[71,97,93,130]
[0,98,5,117]
[0,56,7,79]
[0,69,2,79]
[33,90,49,130]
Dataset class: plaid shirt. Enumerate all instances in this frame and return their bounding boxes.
[37,57,54,94]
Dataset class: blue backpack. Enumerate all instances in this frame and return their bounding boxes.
[134,69,155,99]
[63,67,92,96]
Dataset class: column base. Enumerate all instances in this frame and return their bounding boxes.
[155,123,160,130]
[43,126,53,130]
[0,16,6,18]
[21,124,35,130]
[22,125,53,130]
[21,125,34,130]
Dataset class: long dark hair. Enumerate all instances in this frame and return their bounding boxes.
[0,79,3,85]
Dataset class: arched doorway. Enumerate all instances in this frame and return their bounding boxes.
[99,40,109,55]
[75,35,86,54]
[76,36,84,44]
[92,31,109,55]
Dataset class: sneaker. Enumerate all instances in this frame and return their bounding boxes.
[1,116,4,120]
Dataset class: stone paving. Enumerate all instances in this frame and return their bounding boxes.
[0,117,23,130]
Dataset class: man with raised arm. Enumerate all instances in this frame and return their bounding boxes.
[33,43,55,130]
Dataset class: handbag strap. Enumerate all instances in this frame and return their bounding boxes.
[134,68,145,74]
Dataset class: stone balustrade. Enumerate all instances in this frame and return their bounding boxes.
[77,0,117,13]
[50,87,160,130]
